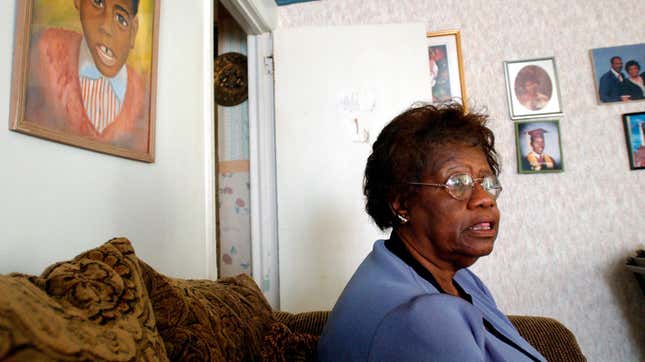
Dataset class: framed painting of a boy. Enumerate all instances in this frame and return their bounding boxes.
[10,0,160,162]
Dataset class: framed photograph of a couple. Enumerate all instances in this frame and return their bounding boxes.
[9,0,160,162]
[504,57,563,120]
[590,43,645,104]
[622,112,645,170]
[514,120,564,174]
[427,30,467,110]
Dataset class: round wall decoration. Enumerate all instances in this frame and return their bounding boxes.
[214,52,248,106]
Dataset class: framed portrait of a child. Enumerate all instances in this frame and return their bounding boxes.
[504,57,563,120]
[10,0,160,162]
[514,119,564,174]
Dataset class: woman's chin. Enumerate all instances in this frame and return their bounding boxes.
[456,244,495,267]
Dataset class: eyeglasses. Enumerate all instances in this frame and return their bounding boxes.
[408,173,503,201]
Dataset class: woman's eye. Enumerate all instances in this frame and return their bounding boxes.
[91,0,105,8]
[447,174,471,187]
[116,13,129,27]
[483,175,500,186]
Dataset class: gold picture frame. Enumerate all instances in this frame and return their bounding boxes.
[426,30,467,111]
[9,0,160,162]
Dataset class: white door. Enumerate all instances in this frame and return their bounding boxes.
[274,23,431,312]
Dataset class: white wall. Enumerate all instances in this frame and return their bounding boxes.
[277,1,645,361]
[0,1,216,279]
[274,22,430,311]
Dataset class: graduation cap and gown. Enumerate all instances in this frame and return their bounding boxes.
[524,128,556,171]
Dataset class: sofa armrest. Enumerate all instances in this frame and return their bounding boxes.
[508,315,586,362]
[274,310,329,336]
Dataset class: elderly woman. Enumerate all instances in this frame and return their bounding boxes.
[317,104,545,361]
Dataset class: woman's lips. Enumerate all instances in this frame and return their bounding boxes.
[466,222,497,236]
[96,44,116,66]
[468,222,492,231]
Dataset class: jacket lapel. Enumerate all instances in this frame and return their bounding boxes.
[468,292,545,361]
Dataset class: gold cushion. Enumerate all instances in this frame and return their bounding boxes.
[0,237,167,361]
[139,261,275,361]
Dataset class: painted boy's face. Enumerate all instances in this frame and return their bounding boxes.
[75,0,139,78]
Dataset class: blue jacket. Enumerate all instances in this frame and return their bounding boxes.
[317,240,546,362]
[599,70,626,102]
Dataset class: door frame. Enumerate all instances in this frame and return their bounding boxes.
[217,0,280,307]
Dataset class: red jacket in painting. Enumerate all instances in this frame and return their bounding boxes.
[25,28,149,152]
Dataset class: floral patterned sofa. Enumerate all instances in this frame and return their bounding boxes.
[0,238,586,361]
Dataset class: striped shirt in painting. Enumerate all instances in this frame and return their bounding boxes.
[80,76,121,134]
[77,37,128,134]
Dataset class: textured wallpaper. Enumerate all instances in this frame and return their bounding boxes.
[278,1,645,361]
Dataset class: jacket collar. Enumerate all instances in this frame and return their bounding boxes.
[379,239,545,362]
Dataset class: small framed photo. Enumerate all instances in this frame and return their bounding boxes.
[622,112,645,170]
[427,30,467,110]
[9,0,160,162]
[515,120,564,174]
[590,43,645,104]
[504,57,563,120]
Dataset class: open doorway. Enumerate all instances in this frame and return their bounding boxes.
[213,0,278,308]
[215,3,252,278]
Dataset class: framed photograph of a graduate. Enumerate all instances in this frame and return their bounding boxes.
[514,120,564,174]
[622,112,645,170]
[590,43,645,104]
[9,0,160,162]
[504,57,563,120]
[427,30,467,110]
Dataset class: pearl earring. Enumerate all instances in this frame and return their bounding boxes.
[397,214,409,224]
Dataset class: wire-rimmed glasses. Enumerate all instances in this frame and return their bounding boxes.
[408,173,502,201]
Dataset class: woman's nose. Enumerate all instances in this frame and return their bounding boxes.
[468,183,495,209]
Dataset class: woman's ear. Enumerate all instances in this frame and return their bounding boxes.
[390,198,409,224]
